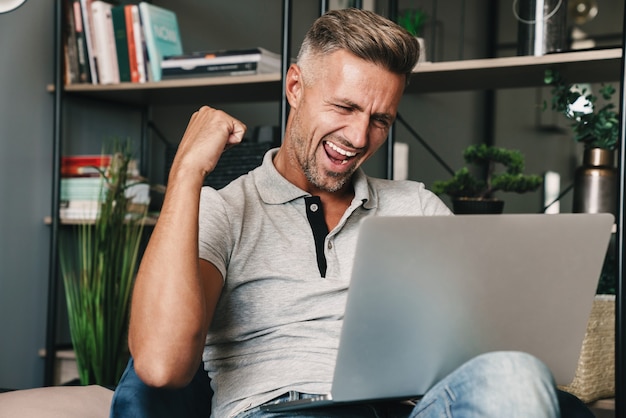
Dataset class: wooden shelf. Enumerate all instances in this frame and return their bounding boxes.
[56,73,283,105]
[407,48,622,93]
[44,216,158,226]
[48,49,622,104]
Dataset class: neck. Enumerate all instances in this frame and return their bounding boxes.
[273,147,355,230]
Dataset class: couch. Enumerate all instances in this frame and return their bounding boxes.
[0,357,595,417]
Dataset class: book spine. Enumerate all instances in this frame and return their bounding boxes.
[161,53,262,69]
[162,62,257,79]
[91,1,119,84]
[79,0,98,84]
[138,2,158,81]
[111,5,131,82]
[138,2,183,82]
[71,0,90,83]
[63,0,79,84]
[124,5,139,82]
[103,4,120,83]
[129,5,147,82]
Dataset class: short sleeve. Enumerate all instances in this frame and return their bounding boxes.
[198,186,233,280]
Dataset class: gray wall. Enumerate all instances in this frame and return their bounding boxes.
[0,1,55,389]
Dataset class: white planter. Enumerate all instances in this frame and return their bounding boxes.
[416,37,427,63]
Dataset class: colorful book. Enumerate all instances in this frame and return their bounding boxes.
[71,0,90,83]
[124,5,139,82]
[91,1,119,84]
[161,48,280,68]
[63,0,79,84]
[111,5,131,82]
[79,0,98,84]
[128,4,147,82]
[162,62,272,79]
[161,47,281,79]
[61,155,111,177]
[138,2,183,82]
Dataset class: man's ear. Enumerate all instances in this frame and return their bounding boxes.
[285,64,303,108]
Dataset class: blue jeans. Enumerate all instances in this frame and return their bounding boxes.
[111,352,593,417]
[237,351,560,418]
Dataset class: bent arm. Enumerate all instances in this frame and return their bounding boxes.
[128,107,246,388]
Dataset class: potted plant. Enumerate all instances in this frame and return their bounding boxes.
[544,69,619,215]
[396,6,428,63]
[432,144,543,214]
[59,141,148,386]
[544,69,618,150]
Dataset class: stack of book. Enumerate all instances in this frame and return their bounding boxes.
[60,155,109,220]
[63,0,183,84]
[60,155,149,221]
[63,1,282,85]
[160,47,282,79]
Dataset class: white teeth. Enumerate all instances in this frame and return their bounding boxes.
[326,141,356,157]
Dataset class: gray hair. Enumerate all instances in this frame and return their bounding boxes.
[297,8,420,86]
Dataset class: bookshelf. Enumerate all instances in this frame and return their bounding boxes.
[44,0,294,388]
[47,1,626,414]
[47,47,622,104]
[408,48,622,92]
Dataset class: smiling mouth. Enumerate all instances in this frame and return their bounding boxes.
[324,141,357,165]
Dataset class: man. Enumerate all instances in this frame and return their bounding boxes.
[127,8,561,417]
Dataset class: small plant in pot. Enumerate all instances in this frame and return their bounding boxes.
[544,69,618,151]
[544,69,619,215]
[396,6,428,63]
[432,144,543,214]
[397,7,428,37]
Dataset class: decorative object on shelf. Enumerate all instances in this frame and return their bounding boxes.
[568,0,598,50]
[514,0,568,56]
[432,144,543,214]
[59,140,148,386]
[568,0,598,26]
[0,0,26,13]
[396,6,428,63]
[544,69,619,216]
[573,147,617,216]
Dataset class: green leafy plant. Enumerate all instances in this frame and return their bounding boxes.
[60,140,148,386]
[432,144,543,199]
[397,7,428,37]
[544,69,619,150]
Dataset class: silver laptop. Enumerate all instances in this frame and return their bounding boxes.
[262,213,614,412]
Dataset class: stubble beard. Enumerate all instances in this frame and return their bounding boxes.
[289,113,355,193]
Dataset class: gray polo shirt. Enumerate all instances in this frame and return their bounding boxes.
[199,149,451,417]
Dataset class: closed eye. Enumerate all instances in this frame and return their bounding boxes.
[372,115,392,129]
[334,104,353,112]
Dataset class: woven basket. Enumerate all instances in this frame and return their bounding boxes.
[558,294,615,403]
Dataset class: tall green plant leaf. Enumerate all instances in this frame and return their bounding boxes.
[60,140,148,386]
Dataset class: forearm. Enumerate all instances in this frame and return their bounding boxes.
[127,106,244,387]
[128,170,209,387]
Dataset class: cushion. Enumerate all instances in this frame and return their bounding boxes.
[0,385,113,418]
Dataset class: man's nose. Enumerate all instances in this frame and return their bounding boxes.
[344,114,370,148]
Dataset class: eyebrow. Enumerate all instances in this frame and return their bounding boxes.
[333,98,395,125]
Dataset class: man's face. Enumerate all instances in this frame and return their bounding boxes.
[283,50,405,194]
